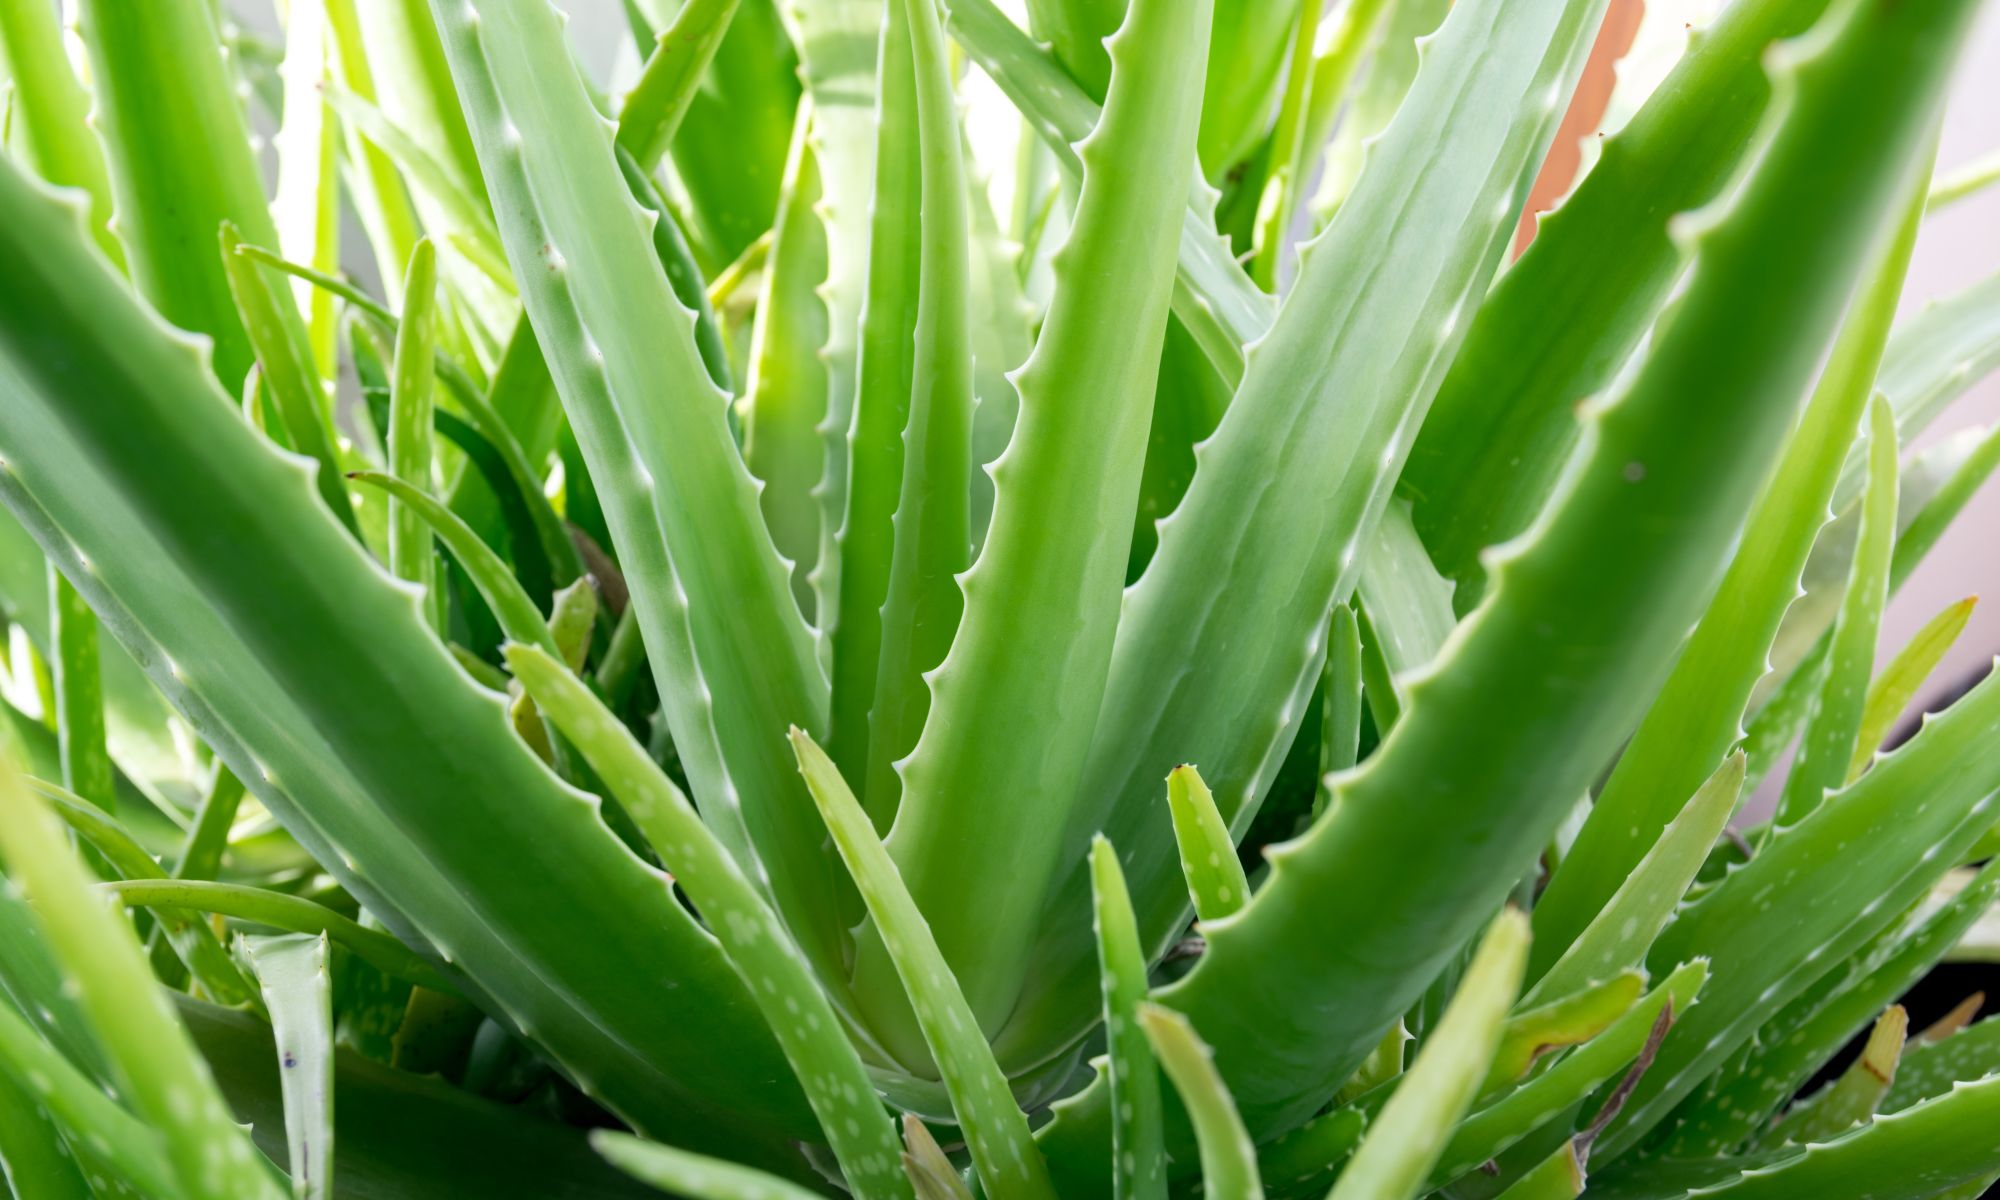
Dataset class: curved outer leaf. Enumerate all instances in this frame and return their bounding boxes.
[1068,0,1970,1163]
[1531,138,1930,964]
[1669,857,2000,1155]
[1326,911,1529,1200]
[1138,1006,1262,1200]
[1091,838,1165,1200]
[1772,394,1898,828]
[1009,0,1611,1073]
[0,0,119,264]
[792,732,1056,1200]
[827,0,927,797]
[1401,0,1833,592]
[73,0,277,389]
[0,159,820,1157]
[866,0,1212,1035]
[1686,1073,2000,1200]
[741,110,830,617]
[510,645,911,1200]
[1599,663,2000,1156]
[427,0,852,984]
[0,755,282,1200]
[860,0,976,816]
[240,933,336,1200]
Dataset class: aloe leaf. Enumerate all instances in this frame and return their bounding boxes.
[0,0,118,265]
[1247,0,1326,290]
[102,880,457,995]
[616,149,734,394]
[826,0,934,797]
[1017,0,1611,1083]
[1137,1006,1261,1200]
[1861,269,2000,497]
[1115,0,1966,1150]
[869,0,1211,1035]
[32,778,257,1008]
[1355,500,1459,687]
[791,731,1056,1199]
[1327,911,1529,1200]
[1668,857,2000,1155]
[1493,1142,1585,1200]
[616,0,742,172]
[741,111,828,618]
[1317,605,1364,800]
[1433,962,1705,1192]
[0,755,283,1200]
[859,0,976,815]
[1091,838,1165,1200]
[348,473,556,658]
[239,934,335,1200]
[1887,1015,2000,1114]
[1486,972,1645,1096]
[1530,756,1739,1003]
[1685,1074,2000,1200]
[1763,1004,1906,1148]
[0,160,818,1156]
[387,241,441,624]
[72,0,276,388]
[1848,596,1976,783]
[0,1066,93,1200]
[595,1131,824,1200]
[1310,0,1449,219]
[0,998,176,1199]
[1599,664,2000,1156]
[1532,139,1930,963]
[322,0,424,306]
[901,1115,973,1200]
[218,222,363,537]
[1772,395,1898,829]
[48,566,112,814]
[428,0,849,981]
[939,0,1273,376]
[1197,0,1302,176]
[273,0,343,376]
[1255,1106,1366,1194]
[1400,0,1834,592]
[1167,766,1251,923]
[508,644,911,1200]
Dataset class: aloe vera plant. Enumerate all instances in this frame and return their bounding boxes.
[1,0,1999,1195]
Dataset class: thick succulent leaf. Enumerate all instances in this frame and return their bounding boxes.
[902,1115,975,1200]
[0,0,118,263]
[1887,1014,2000,1114]
[1400,0,1834,592]
[387,241,441,615]
[0,756,282,1200]
[1255,1106,1366,1195]
[1168,765,1251,923]
[1493,1142,1585,1200]
[1091,839,1165,1200]
[0,997,175,1198]
[239,934,336,1200]
[740,112,828,617]
[1138,1005,1262,1200]
[791,732,1056,1200]
[427,0,850,982]
[1310,0,1450,219]
[1434,963,1706,1192]
[0,159,818,1156]
[1011,0,1611,1083]
[1326,911,1529,1200]
[1763,1005,1905,1148]
[1685,1073,2000,1199]
[1532,142,1929,962]
[1318,605,1365,796]
[1848,596,1976,783]
[1196,0,1302,176]
[1600,661,2000,1156]
[48,566,113,816]
[1528,756,1740,1003]
[616,0,741,172]
[869,0,1211,1034]
[1772,394,1899,828]
[1107,0,1966,1151]
[73,0,277,387]
[1485,972,1645,1096]
[0,1066,93,1200]
[509,645,911,1200]
[1858,268,2000,503]
[1675,858,2000,1153]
